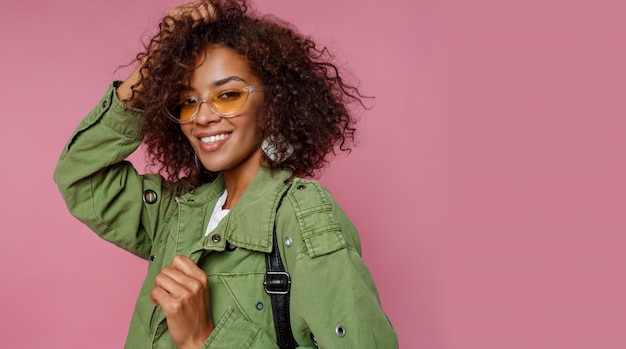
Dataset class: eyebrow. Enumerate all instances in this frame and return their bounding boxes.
[214,76,248,86]
[182,76,249,94]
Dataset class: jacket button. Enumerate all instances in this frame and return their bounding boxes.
[284,236,293,247]
[211,234,221,243]
[101,100,108,108]
[142,190,158,204]
[297,184,306,190]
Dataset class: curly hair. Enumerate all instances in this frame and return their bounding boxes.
[129,0,366,189]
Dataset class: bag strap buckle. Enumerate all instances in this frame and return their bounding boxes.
[264,271,291,295]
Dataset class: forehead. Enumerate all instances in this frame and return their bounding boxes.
[189,45,258,88]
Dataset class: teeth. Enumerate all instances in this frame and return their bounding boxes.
[200,133,229,144]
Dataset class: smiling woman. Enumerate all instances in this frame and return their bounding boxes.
[178,45,266,194]
[53,0,398,348]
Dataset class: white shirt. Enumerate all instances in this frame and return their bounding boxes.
[205,190,230,236]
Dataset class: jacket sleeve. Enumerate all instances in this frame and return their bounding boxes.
[53,81,165,259]
[280,180,399,348]
[290,248,398,348]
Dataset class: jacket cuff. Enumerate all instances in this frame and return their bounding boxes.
[95,80,145,138]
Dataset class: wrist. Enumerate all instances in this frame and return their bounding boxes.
[116,59,146,105]
[179,322,214,349]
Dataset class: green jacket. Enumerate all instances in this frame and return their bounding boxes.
[54,82,398,348]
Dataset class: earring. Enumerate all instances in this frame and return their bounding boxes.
[262,135,294,162]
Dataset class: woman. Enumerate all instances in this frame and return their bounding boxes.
[54,1,398,348]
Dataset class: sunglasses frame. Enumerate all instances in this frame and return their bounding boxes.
[165,85,261,123]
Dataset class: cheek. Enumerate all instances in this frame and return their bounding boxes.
[241,119,262,143]
[180,124,193,141]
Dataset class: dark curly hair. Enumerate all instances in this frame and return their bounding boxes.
[129,0,366,189]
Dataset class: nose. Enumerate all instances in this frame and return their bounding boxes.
[194,101,221,125]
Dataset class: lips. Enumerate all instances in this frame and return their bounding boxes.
[195,131,232,153]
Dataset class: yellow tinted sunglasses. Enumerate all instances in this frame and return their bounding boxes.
[166,86,261,123]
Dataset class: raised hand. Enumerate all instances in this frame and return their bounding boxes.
[117,0,218,102]
[164,0,218,31]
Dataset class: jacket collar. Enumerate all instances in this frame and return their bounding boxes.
[178,166,293,253]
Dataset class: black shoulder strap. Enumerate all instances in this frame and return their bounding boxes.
[264,186,298,349]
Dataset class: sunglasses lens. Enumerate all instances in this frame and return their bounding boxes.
[168,87,254,122]
[211,89,248,115]
[177,97,198,122]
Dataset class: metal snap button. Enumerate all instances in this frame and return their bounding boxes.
[284,236,293,247]
[296,184,306,190]
[211,234,221,243]
[101,100,108,108]
[310,333,319,348]
[142,190,158,204]
[335,325,346,337]
[255,301,264,310]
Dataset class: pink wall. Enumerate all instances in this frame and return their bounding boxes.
[1,0,625,348]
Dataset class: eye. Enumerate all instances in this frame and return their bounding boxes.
[179,97,197,107]
[216,89,243,102]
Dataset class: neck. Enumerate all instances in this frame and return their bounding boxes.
[221,148,264,209]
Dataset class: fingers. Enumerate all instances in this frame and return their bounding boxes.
[150,285,167,306]
[155,258,207,295]
[170,255,207,281]
[167,0,217,26]
[188,1,216,22]
[150,255,208,307]
[150,255,214,347]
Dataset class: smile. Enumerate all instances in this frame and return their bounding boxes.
[200,133,230,144]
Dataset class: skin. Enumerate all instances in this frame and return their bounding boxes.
[149,255,213,349]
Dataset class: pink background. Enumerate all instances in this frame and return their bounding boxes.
[1,0,625,348]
